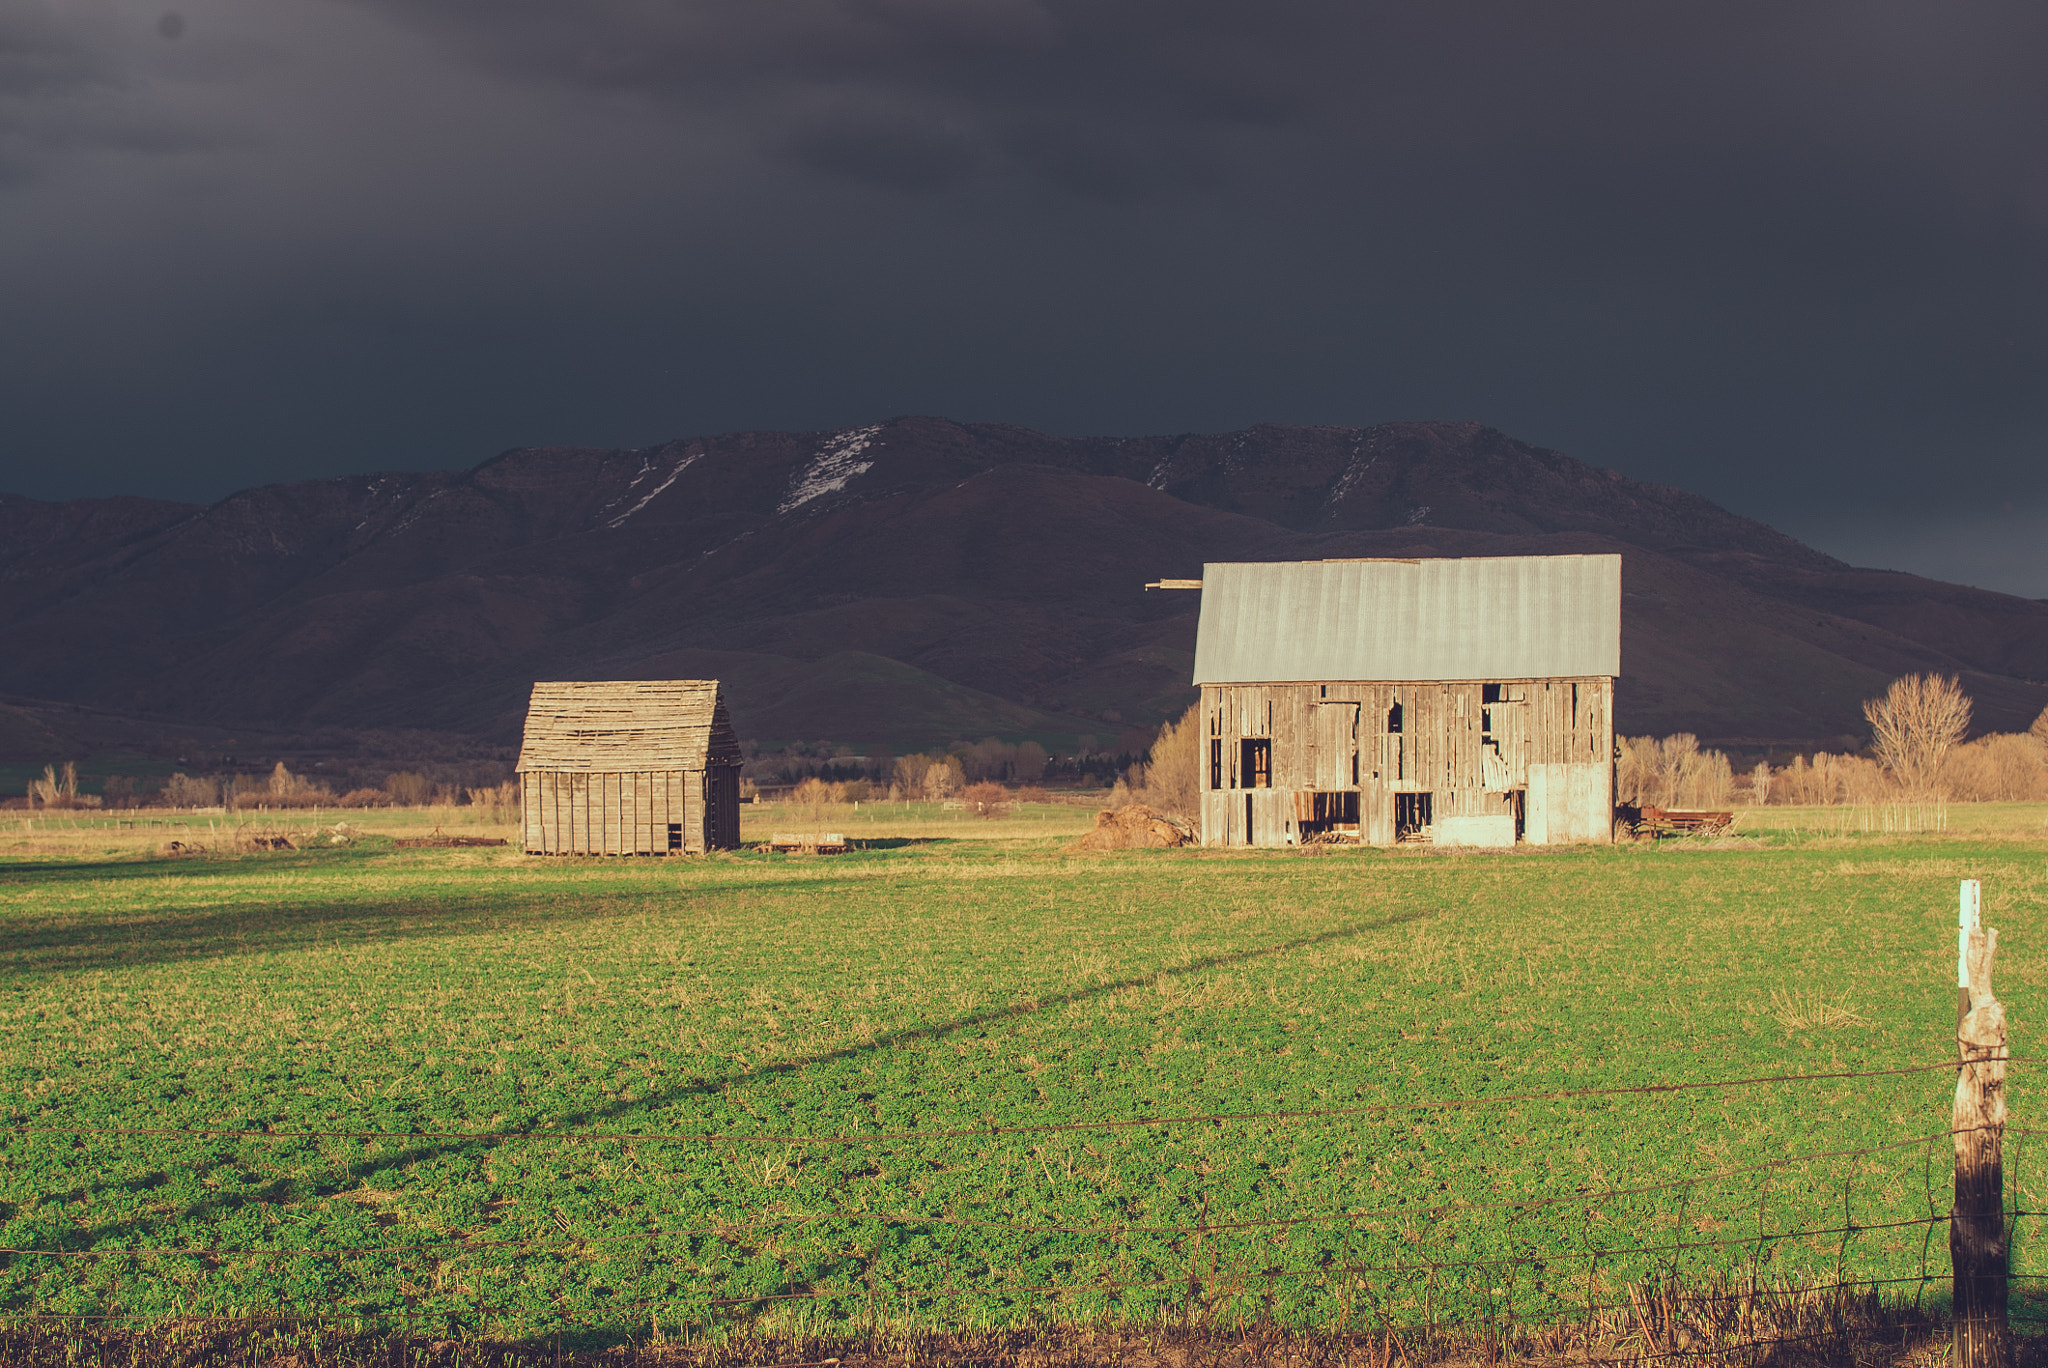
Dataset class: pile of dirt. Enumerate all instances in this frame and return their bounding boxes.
[159,831,296,856]
[1067,804,1194,852]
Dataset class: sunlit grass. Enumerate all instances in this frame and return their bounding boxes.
[0,805,2043,1341]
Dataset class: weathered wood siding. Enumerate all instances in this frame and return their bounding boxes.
[521,766,742,855]
[1198,678,1612,848]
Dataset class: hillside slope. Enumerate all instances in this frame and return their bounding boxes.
[4,418,2043,751]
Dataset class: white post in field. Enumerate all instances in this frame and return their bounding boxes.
[1960,879,1981,1030]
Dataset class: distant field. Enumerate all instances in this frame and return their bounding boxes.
[1,802,2044,1344]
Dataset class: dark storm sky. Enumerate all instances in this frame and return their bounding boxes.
[3,0,2044,594]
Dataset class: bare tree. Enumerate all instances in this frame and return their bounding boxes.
[921,759,961,801]
[1864,674,1973,798]
[2031,705,2048,744]
[1134,703,1201,817]
[1614,736,1654,805]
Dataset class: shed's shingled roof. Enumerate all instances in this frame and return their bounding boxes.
[1192,554,1621,684]
[515,680,741,772]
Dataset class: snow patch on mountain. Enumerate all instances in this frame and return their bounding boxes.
[1327,436,1381,506]
[605,450,701,529]
[780,427,881,513]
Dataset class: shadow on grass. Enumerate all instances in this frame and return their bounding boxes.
[0,863,880,975]
[34,908,1433,1324]
[0,837,1322,974]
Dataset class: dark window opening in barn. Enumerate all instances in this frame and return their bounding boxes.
[1483,683,1502,704]
[1244,793,1254,842]
[1320,684,1327,698]
[1241,738,1272,788]
[1209,738,1223,790]
[667,823,682,852]
[1386,701,1403,734]
[1395,792,1432,841]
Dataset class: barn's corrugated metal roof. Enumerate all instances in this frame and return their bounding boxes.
[515,680,741,772]
[1191,554,1621,684]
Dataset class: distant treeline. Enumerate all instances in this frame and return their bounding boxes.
[1624,682,2048,808]
[15,762,520,813]
[741,734,1147,790]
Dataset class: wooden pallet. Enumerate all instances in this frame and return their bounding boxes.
[764,832,850,854]
[1620,805,1733,839]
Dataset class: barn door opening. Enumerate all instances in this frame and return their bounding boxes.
[1395,792,1433,843]
[1296,790,1361,842]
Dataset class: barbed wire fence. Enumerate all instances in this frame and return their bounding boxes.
[0,883,2026,1364]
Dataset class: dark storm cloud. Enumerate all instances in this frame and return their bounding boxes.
[0,0,228,181]
[0,0,2043,593]
[338,0,1311,194]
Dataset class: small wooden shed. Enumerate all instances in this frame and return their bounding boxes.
[1187,554,1621,848]
[515,680,742,855]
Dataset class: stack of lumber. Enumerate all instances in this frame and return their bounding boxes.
[765,832,850,854]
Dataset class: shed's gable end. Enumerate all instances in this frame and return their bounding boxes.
[515,680,740,773]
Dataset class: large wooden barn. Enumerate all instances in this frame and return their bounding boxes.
[515,680,743,855]
[1187,554,1621,848]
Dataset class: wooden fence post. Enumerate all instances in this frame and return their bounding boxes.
[1952,882,2011,1368]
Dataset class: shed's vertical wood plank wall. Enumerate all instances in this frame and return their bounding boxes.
[684,771,705,854]
[522,767,712,854]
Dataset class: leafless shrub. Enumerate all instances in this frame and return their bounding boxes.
[1943,731,2048,801]
[922,759,961,800]
[465,779,522,822]
[161,772,220,808]
[788,775,847,837]
[960,781,1012,817]
[225,761,337,809]
[890,753,930,793]
[26,762,100,809]
[1128,702,1201,819]
[336,787,394,808]
[1616,735,1733,807]
[1761,751,1892,806]
[1863,673,1972,798]
[889,752,963,799]
[383,771,432,806]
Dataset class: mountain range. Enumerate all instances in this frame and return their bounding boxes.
[4,417,2045,773]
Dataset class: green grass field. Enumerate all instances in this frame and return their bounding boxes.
[2,802,2045,1347]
